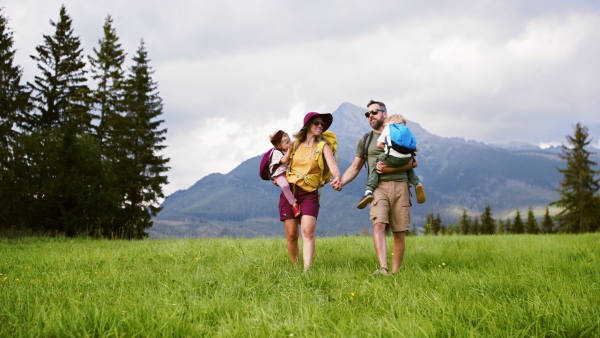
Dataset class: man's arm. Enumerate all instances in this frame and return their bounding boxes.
[376,156,418,174]
[332,157,365,191]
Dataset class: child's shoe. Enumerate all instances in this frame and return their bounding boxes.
[292,203,301,217]
[415,184,426,204]
[357,192,374,209]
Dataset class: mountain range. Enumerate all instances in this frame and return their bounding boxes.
[150,102,597,238]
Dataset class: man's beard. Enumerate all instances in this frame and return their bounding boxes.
[370,119,384,130]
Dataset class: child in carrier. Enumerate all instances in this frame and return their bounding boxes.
[357,114,426,209]
[269,130,301,217]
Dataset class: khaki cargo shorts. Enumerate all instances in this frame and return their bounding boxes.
[369,181,411,232]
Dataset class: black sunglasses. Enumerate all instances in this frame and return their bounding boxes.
[312,120,326,126]
[364,109,381,118]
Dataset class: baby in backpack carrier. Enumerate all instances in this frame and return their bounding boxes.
[269,130,301,217]
[357,114,426,209]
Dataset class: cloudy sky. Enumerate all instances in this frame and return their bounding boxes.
[3,0,600,196]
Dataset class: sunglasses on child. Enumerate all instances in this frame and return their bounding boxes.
[364,109,381,118]
[311,120,326,126]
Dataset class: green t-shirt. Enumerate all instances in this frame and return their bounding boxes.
[355,131,408,183]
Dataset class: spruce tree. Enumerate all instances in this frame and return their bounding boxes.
[0,10,31,228]
[512,210,525,234]
[26,5,102,235]
[497,218,505,234]
[88,15,125,150]
[480,205,496,235]
[472,216,480,235]
[504,217,512,234]
[525,207,539,234]
[541,207,555,234]
[435,213,443,235]
[550,123,600,233]
[119,40,170,239]
[28,5,91,130]
[459,209,470,235]
[88,15,127,236]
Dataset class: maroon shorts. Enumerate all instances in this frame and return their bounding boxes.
[279,184,320,221]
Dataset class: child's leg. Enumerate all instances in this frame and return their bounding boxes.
[406,169,420,186]
[365,166,379,193]
[274,174,297,205]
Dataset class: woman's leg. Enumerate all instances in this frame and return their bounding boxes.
[283,218,299,266]
[300,215,317,270]
[274,175,297,205]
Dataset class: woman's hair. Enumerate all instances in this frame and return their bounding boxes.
[293,118,324,144]
[385,114,406,125]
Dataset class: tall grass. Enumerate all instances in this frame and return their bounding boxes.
[1,234,599,337]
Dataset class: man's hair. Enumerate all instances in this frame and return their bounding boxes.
[367,100,387,112]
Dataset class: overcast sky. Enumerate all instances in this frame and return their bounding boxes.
[3,0,600,196]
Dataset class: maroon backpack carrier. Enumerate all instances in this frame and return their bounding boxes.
[259,148,281,180]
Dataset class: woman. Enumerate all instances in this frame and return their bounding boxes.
[280,112,340,272]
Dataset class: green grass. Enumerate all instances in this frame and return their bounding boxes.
[1,234,599,337]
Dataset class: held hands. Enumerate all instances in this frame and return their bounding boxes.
[330,177,343,191]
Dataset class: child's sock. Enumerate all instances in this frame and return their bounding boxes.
[364,190,372,196]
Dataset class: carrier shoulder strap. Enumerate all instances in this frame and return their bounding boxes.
[362,131,373,172]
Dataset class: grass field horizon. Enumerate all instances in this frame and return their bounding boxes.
[2,233,599,336]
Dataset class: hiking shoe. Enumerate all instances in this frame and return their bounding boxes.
[357,192,374,209]
[372,267,391,276]
[292,203,301,217]
[415,184,426,204]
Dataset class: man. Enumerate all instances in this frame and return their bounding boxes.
[331,100,415,275]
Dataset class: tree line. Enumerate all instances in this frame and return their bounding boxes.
[0,6,169,239]
[421,123,600,235]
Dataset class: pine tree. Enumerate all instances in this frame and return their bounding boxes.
[525,207,539,234]
[28,5,91,131]
[472,216,480,235]
[0,10,31,228]
[25,5,103,235]
[87,15,128,236]
[459,209,470,235]
[480,205,496,235]
[550,123,600,233]
[497,218,505,234]
[88,15,125,150]
[504,217,512,234]
[435,213,443,235]
[512,210,524,234]
[119,40,170,239]
[541,207,555,234]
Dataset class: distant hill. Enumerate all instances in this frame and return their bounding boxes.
[151,102,597,238]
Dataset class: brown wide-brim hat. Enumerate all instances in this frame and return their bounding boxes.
[303,112,333,132]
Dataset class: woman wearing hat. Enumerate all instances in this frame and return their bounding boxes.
[281,112,340,272]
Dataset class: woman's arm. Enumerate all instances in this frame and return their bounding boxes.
[323,144,341,182]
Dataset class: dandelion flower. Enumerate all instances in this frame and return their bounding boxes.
[442,263,446,266]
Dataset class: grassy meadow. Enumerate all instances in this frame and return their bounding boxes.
[1,233,599,337]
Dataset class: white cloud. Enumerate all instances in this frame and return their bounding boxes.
[3,0,600,195]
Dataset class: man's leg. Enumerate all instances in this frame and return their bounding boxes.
[391,231,406,273]
[373,222,388,270]
[283,218,299,266]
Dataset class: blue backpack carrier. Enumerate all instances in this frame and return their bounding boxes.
[387,124,417,155]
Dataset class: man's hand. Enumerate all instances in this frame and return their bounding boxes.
[376,161,393,174]
[330,178,343,191]
[376,156,418,174]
